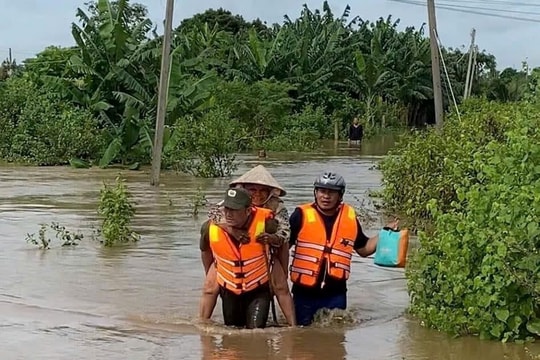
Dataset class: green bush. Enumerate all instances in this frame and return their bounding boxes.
[0,77,37,158]
[262,104,327,151]
[214,80,330,152]
[214,79,294,144]
[97,176,140,247]
[379,98,540,342]
[163,106,244,177]
[0,76,104,165]
[408,126,540,341]
[378,98,538,230]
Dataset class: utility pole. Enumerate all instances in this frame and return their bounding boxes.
[427,0,444,130]
[467,45,477,98]
[6,48,13,76]
[463,28,476,99]
[151,0,175,186]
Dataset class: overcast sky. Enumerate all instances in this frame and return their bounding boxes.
[1,0,539,70]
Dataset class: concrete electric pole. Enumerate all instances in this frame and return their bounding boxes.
[151,0,175,186]
[427,0,444,130]
[464,28,476,99]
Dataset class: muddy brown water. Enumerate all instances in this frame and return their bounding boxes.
[1,136,538,360]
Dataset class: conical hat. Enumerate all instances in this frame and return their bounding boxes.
[229,165,287,197]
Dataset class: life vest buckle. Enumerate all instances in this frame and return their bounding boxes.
[234,272,245,279]
[340,238,353,246]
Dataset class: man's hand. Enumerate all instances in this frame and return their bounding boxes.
[356,218,400,258]
[385,217,400,231]
[216,223,250,244]
[256,233,282,247]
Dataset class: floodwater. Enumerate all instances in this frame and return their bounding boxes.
[1,136,538,360]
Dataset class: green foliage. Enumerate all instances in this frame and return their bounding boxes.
[189,187,208,217]
[380,98,540,341]
[97,176,140,246]
[176,8,269,36]
[163,106,243,178]
[214,79,294,143]
[0,76,104,165]
[97,116,153,168]
[262,105,327,151]
[59,0,159,167]
[0,76,34,157]
[408,128,540,342]
[26,222,84,249]
[6,0,540,175]
[379,98,534,230]
[212,79,326,151]
[22,46,77,87]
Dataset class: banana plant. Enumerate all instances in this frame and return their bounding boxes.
[62,0,159,167]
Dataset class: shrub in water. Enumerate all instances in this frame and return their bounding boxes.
[97,176,140,246]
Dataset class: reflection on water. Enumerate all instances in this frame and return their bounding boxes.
[200,328,347,360]
[0,134,538,359]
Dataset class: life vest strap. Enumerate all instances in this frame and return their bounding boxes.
[331,261,351,271]
[214,253,265,267]
[219,266,237,278]
[294,253,319,263]
[296,240,325,251]
[218,273,267,291]
[217,272,242,289]
[245,273,268,288]
[214,254,237,267]
[339,238,355,247]
[296,240,352,260]
[330,248,352,259]
[242,263,266,278]
[242,254,265,266]
[217,261,266,279]
[290,266,314,276]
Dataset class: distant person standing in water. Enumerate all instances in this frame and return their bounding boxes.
[348,117,363,146]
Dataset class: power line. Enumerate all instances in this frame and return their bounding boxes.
[391,0,540,21]
[419,0,540,16]
[389,0,540,23]
[450,0,540,6]
[439,1,540,15]
[435,29,461,122]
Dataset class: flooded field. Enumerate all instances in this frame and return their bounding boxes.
[1,137,538,359]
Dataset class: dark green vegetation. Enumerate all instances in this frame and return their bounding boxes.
[1,0,538,176]
[379,97,540,342]
[97,176,140,247]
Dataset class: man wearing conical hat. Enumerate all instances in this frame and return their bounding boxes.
[199,165,296,326]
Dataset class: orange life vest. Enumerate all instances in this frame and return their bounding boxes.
[290,203,358,287]
[209,207,273,295]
